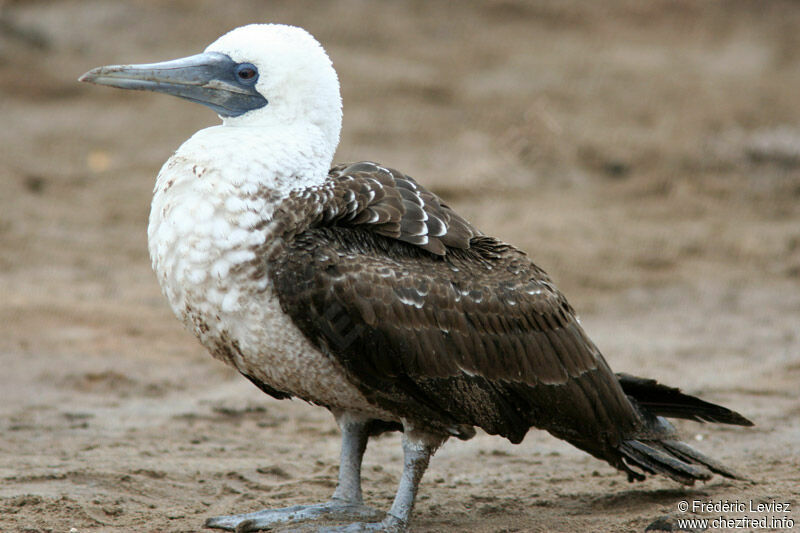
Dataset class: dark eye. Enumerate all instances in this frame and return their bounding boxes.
[235,63,258,84]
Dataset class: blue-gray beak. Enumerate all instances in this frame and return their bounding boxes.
[79,52,268,117]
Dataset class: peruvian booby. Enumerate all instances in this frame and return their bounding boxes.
[80,24,753,532]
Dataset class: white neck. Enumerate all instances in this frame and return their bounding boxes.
[147,119,335,338]
[171,121,335,193]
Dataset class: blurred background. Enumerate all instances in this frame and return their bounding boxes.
[1,1,798,531]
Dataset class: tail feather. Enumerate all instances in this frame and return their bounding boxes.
[660,439,744,479]
[619,440,712,485]
[616,373,753,426]
[608,373,752,485]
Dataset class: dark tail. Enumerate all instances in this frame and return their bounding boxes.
[617,373,753,426]
[612,373,752,485]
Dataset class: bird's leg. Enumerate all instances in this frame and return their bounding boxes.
[330,411,370,503]
[204,411,382,532]
[317,426,446,533]
[380,429,443,529]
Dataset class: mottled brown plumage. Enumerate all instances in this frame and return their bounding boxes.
[264,162,752,484]
[261,162,476,261]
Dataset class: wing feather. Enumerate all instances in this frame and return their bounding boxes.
[266,162,641,446]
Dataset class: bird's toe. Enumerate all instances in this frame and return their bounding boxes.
[315,514,407,533]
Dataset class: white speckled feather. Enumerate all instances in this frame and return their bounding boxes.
[146,26,390,418]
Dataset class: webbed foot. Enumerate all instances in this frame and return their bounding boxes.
[315,514,406,532]
[204,500,384,532]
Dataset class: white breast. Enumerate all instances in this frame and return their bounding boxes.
[147,125,389,418]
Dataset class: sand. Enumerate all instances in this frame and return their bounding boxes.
[1,1,798,531]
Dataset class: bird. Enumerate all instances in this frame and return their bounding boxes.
[79,24,752,532]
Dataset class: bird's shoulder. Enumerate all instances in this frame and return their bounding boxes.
[269,161,478,257]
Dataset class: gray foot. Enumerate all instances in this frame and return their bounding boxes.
[316,514,407,532]
[204,501,385,532]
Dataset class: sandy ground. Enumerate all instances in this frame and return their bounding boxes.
[1,1,799,531]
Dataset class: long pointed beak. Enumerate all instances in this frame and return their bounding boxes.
[79,52,267,117]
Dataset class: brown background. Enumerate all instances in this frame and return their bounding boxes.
[1,1,798,531]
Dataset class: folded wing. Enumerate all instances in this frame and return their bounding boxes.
[267,162,642,452]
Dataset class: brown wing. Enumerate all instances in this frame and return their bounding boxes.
[261,162,476,261]
[268,162,642,451]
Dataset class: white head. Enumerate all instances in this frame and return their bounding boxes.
[80,24,343,156]
[206,25,342,144]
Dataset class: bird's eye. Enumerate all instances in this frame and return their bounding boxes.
[235,63,258,84]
